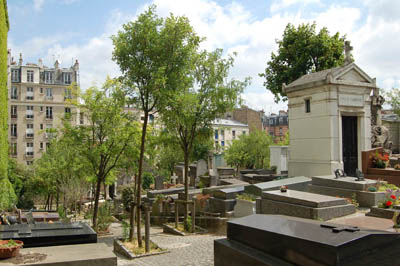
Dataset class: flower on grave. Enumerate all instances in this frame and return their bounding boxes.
[387,188,393,193]
[391,195,396,200]
[371,151,389,169]
[379,193,399,209]
[280,185,288,192]
[386,201,393,207]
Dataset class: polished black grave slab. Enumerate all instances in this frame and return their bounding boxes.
[215,214,400,266]
[0,222,97,248]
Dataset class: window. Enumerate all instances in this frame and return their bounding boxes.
[11,106,17,118]
[11,69,20,82]
[149,114,154,123]
[63,72,72,84]
[44,72,53,84]
[279,117,283,124]
[221,130,225,140]
[46,88,53,99]
[11,87,18,99]
[269,131,274,136]
[269,119,274,126]
[26,124,34,138]
[64,88,72,100]
[215,141,218,147]
[26,143,34,156]
[214,129,219,139]
[305,99,311,113]
[45,124,53,138]
[27,161,33,166]
[40,124,43,130]
[46,143,50,149]
[65,107,71,119]
[221,141,225,147]
[26,87,34,100]
[46,106,53,119]
[40,87,43,94]
[40,142,43,150]
[27,70,34,82]
[242,131,246,135]
[80,112,84,125]
[40,106,43,112]
[10,124,17,137]
[279,127,283,136]
[232,130,236,139]
[26,106,34,119]
[10,143,17,156]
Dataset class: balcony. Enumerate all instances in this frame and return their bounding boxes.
[11,114,17,119]
[25,133,34,139]
[25,152,34,158]
[25,115,34,120]
[46,96,54,101]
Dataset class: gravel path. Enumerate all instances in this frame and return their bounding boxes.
[98,223,224,266]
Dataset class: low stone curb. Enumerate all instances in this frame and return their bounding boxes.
[163,223,208,236]
[113,238,169,260]
[366,206,400,219]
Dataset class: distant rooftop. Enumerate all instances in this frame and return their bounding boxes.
[213,118,248,127]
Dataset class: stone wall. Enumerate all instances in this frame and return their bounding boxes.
[232,106,263,132]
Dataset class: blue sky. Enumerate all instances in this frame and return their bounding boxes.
[7,0,400,113]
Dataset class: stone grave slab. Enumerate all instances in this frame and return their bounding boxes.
[244,176,311,196]
[308,175,392,207]
[209,197,236,216]
[260,190,355,220]
[202,182,249,195]
[0,222,97,248]
[147,187,185,199]
[312,175,378,190]
[215,214,400,266]
[213,186,244,200]
[1,243,116,266]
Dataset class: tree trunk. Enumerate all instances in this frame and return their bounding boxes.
[129,174,137,241]
[49,195,53,211]
[136,112,149,247]
[184,149,189,231]
[92,176,102,230]
[45,194,50,211]
[56,188,59,210]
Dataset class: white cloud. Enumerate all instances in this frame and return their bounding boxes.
[33,0,45,11]
[12,0,400,113]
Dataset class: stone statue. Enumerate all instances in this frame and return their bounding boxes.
[355,168,365,181]
[371,125,392,151]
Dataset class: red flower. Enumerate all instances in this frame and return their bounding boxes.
[386,201,393,207]
[391,195,396,200]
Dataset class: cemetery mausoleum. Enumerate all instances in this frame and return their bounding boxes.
[284,62,377,177]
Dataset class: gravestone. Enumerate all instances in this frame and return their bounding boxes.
[260,190,355,220]
[0,222,97,248]
[308,175,389,207]
[171,174,178,185]
[244,176,311,196]
[215,214,400,266]
[208,187,245,217]
[174,163,185,184]
[155,176,164,190]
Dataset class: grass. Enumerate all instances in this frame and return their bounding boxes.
[122,239,163,255]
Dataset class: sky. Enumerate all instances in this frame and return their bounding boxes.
[7,0,400,114]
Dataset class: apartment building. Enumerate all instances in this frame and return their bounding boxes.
[263,110,289,143]
[212,118,249,150]
[225,105,264,132]
[8,53,79,165]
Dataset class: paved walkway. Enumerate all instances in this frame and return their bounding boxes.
[98,223,224,266]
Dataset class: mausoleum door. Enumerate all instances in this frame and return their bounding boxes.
[342,116,358,176]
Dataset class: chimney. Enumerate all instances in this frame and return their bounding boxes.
[73,59,79,70]
[18,53,23,66]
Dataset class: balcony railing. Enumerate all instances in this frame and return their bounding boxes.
[11,114,17,119]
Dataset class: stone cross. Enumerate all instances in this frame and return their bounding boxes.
[171,175,178,185]
[344,41,353,65]
[320,224,360,233]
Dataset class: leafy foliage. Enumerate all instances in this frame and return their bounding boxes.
[260,22,345,102]
[8,159,34,209]
[385,88,400,116]
[142,172,154,190]
[225,130,274,171]
[0,0,16,211]
[112,5,202,243]
[64,78,141,229]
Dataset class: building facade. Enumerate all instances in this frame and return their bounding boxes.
[8,54,79,165]
[225,105,264,132]
[263,110,289,143]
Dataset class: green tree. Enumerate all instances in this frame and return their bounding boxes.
[161,49,248,229]
[225,130,274,171]
[260,22,346,102]
[385,88,400,116]
[111,5,201,245]
[65,79,141,230]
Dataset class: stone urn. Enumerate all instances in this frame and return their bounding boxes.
[234,199,256,218]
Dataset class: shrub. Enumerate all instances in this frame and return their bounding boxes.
[121,185,135,212]
[97,202,114,232]
[142,172,154,190]
[367,186,377,192]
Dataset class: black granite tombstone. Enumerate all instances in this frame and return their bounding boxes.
[0,222,97,248]
[215,214,400,266]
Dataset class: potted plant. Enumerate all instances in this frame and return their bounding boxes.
[234,193,256,218]
[370,151,389,169]
[0,239,23,259]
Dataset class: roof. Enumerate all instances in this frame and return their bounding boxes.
[213,118,248,127]
[283,62,376,93]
